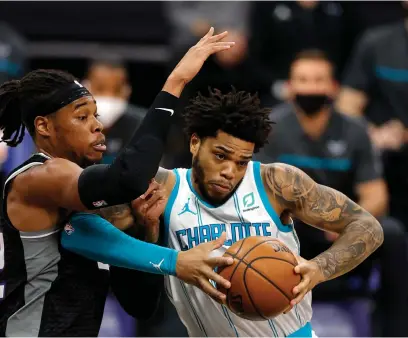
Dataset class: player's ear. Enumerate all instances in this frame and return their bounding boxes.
[190,134,201,156]
[34,116,53,138]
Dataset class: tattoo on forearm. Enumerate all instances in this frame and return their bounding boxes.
[311,222,378,280]
[92,168,169,228]
[93,204,132,224]
[264,163,384,281]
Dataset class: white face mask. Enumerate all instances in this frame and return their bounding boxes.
[94,96,127,128]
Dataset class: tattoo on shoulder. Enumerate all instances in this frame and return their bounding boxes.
[264,163,363,231]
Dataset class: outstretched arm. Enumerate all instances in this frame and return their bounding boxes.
[263,163,384,282]
[62,212,233,303]
[14,29,234,229]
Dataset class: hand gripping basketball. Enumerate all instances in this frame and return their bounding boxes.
[216,237,303,320]
[290,255,325,308]
[176,232,234,303]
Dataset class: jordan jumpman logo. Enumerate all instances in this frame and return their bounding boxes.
[178,198,197,216]
[150,258,164,273]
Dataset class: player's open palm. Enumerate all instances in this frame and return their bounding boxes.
[170,27,235,85]
[176,232,233,303]
[131,179,167,243]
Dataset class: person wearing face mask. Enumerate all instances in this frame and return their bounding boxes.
[255,49,408,337]
[83,55,147,164]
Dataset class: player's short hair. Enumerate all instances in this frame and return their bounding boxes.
[182,87,273,152]
[0,69,77,146]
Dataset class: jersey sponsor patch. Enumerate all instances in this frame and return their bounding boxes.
[64,223,75,235]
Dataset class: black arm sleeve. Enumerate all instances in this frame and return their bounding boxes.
[78,91,178,209]
[109,224,164,320]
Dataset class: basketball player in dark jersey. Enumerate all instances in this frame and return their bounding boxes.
[0,28,235,336]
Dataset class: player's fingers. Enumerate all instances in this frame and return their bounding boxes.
[291,289,308,306]
[197,277,226,304]
[203,268,231,289]
[198,26,214,42]
[143,189,165,209]
[210,232,227,250]
[131,196,144,209]
[206,255,234,268]
[203,44,234,56]
[139,179,160,199]
[206,42,235,50]
[292,276,310,296]
[207,30,229,42]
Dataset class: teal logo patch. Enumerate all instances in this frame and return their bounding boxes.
[243,192,255,208]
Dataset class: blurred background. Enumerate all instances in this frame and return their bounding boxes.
[1,1,408,336]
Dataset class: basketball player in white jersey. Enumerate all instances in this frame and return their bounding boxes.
[65,88,383,337]
[131,87,383,337]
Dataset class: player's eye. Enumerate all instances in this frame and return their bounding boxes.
[95,113,100,119]
[238,161,249,167]
[215,153,225,160]
[77,116,87,121]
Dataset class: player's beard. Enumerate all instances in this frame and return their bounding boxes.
[192,152,237,206]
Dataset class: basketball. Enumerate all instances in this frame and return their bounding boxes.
[217,236,300,321]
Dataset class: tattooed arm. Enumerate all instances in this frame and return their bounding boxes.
[263,163,384,282]
[93,204,134,230]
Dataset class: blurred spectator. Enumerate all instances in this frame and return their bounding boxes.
[255,50,408,336]
[336,12,408,233]
[249,1,354,106]
[165,1,253,86]
[82,55,147,164]
[165,1,250,53]
[0,21,26,83]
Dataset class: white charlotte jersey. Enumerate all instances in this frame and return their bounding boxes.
[164,161,313,337]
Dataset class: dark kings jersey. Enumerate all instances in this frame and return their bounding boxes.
[0,153,110,337]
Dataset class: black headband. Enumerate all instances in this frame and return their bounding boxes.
[21,81,92,123]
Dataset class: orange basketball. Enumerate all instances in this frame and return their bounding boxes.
[217,236,300,321]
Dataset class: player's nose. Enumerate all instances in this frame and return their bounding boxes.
[220,164,235,180]
[93,116,103,133]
